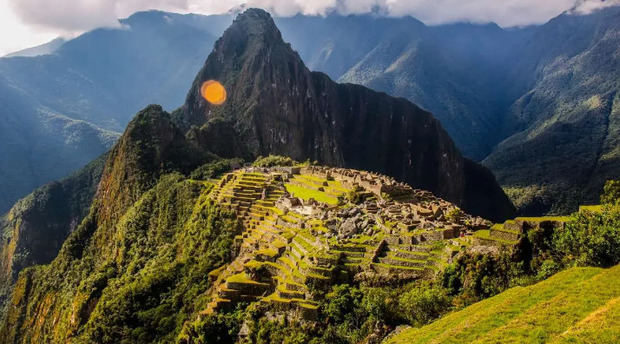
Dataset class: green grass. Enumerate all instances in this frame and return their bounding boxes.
[515,216,571,222]
[227,273,268,285]
[386,265,620,344]
[473,229,518,245]
[285,183,339,205]
[579,205,603,213]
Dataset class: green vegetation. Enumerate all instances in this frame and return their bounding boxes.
[386,265,620,344]
[0,154,107,317]
[0,173,242,343]
[602,180,620,205]
[285,183,339,205]
[552,204,620,268]
[184,282,454,344]
[345,189,365,205]
[2,149,618,344]
[190,158,244,180]
[252,155,297,168]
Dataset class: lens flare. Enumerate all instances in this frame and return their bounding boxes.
[201,80,227,105]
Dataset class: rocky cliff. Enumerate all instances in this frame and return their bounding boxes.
[179,9,514,222]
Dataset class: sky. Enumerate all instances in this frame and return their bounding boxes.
[0,0,618,56]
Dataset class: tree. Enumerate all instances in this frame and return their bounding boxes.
[601,180,620,205]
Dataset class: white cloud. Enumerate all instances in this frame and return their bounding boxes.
[8,0,191,33]
[571,0,620,13]
[2,0,618,56]
[0,0,56,56]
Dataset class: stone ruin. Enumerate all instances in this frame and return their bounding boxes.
[201,165,525,320]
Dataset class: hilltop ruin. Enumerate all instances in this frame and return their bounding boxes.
[202,166,560,319]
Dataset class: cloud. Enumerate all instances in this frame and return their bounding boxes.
[571,0,620,13]
[8,0,189,34]
[5,0,620,39]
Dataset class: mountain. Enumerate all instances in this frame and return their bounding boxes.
[0,155,105,311]
[274,15,528,159]
[483,6,620,214]
[179,9,514,221]
[386,264,620,344]
[4,38,66,58]
[0,77,117,214]
[2,5,618,217]
[0,11,232,214]
[0,106,215,343]
[0,9,514,342]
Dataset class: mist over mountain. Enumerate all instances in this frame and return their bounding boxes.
[0,7,618,344]
[0,11,231,213]
[1,5,619,216]
[483,6,620,214]
[4,38,66,58]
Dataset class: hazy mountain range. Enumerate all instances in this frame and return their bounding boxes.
[0,5,618,215]
[0,7,617,343]
[0,10,513,340]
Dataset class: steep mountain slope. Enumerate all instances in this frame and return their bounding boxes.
[0,105,235,343]
[0,155,106,312]
[3,7,618,217]
[273,15,533,160]
[0,77,117,214]
[0,11,231,214]
[0,10,516,342]
[5,38,66,58]
[179,9,514,221]
[483,6,620,214]
[386,264,620,344]
[276,8,620,215]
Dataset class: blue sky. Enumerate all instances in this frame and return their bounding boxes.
[1,0,618,56]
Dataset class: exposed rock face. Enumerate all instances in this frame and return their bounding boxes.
[179,9,515,221]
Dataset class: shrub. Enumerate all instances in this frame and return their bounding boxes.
[190,159,243,180]
[398,282,451,326]
[552,204,620,267]
[445,208,464,222]
[178,311,242,344]
[346,190,364,205]
[441,252,524,306]
[536,259,560,280]
[252,155,296,168]
[601,180,620,205]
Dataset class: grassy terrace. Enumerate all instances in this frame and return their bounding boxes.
[284,174,351,205]
[386,265,620,344]
[227,272,268,285]
[515,216,571,222]
[372,263,425,271]
[490,223,520,234]
[296,174,349,192]
[285,183,339,205]
[579,205,603,212]
[473,229,519,245]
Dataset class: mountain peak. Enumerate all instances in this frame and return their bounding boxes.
[178,9,515,220]
[181,8,306,128]
[220,8,285,49]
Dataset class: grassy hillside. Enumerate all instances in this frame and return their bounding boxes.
[386,264,620,344]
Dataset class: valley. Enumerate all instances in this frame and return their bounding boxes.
[0,4,618,344]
